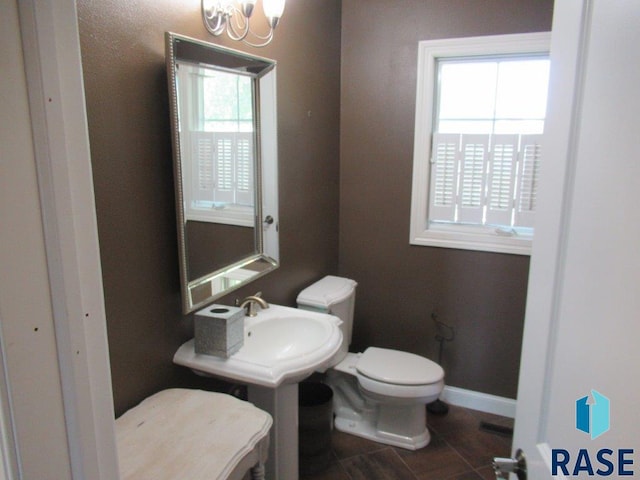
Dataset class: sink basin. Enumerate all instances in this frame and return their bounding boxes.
[173,304,343,387]
[174,304,343,479]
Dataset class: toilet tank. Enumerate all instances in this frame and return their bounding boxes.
[296,276,357,359]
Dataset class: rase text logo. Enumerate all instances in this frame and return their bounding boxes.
[552,390,634,477]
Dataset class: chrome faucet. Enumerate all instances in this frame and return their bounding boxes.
[238,292,269,317]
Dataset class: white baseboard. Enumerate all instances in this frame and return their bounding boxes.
[440,385,516,418]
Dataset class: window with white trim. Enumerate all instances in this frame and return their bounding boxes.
[410,33,551,255]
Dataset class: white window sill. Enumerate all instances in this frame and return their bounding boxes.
[410,224,532,256]
[185,204,254,227]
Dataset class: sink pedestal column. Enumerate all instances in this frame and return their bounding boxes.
[248,383,299,480]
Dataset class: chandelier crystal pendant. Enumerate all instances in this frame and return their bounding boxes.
[202,0,286,48]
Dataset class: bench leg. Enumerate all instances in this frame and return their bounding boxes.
[249,463,265,480]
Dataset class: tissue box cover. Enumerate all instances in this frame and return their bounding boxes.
[194,304,245,357]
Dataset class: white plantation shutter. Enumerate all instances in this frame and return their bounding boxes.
[486,134,519,226]
[213,134,235,203]
[429,133,460,222]
[458,135,489,223]
[191,132,216,204]
[428,133,541,229]
[190,131,255,207]
[515,134,542,228]
[235,133,254,206]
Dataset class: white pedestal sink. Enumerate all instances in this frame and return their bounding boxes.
[174,304,343,480]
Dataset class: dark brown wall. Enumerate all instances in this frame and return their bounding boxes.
[339,0,554,399]
[77,0,341,416]
[79,0,553,414]
[186,222,254,279]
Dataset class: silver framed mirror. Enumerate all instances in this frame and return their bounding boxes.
[166,32,279,314]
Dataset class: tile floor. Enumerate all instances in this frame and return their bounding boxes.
[300,404,514,480]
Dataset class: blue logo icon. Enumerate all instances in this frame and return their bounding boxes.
[576,390,610,440]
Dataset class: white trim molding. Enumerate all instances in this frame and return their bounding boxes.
[440,385,517,419]
[17,0,120,478]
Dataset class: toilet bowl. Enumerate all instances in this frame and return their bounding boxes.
[296,276,445,450]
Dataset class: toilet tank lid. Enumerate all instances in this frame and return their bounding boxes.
[296,275,357,309]
[357,347,444,386]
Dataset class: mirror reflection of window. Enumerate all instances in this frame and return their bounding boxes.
[201,72,254,210]
[203,72,253,132]
[177,63,256,226]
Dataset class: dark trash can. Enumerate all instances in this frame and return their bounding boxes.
[298,382,334,475]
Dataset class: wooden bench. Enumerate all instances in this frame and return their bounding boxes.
[116,389,272,480]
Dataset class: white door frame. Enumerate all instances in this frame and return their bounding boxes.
[513,0,640,477]
[12,0,120,478]
[512,0,590,473]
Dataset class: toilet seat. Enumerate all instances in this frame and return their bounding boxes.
[356,347,444,385]
[334,347,445,399]
[356,372,444,400]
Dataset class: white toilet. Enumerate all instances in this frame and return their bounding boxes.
[296,275,444,450]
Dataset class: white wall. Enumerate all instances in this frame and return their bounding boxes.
[0,0,73,477]
[1,0,120,477]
